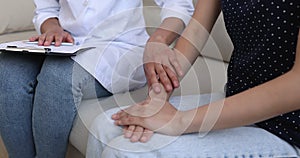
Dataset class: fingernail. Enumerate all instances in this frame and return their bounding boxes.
[167,85,172,90]
[125,132,131,138]
[131,136,138,142]
[173,81,179,87]
[154,86,161,93]
[179,71,183,76]
[140,136,147,142]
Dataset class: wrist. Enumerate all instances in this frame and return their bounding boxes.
[177,110,191,134]
[178,109,199,134]
[41,18,61,33]
[148,33,169,44]
[148,27,180,45]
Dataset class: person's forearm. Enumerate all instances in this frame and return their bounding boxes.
[182,69,300,134]
[40,18,61,34]
[180,29,300,133]
[183,31,300,133]
[174,0,222,76]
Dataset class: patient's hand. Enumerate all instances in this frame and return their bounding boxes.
[112,85,167,142]
[122,125,153,143]
[112,99,184,136]
[112,86,186,136]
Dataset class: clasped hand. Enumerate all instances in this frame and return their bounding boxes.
[143,42,183,93]
[112,84,188,143]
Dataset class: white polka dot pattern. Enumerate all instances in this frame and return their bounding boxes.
[221,0,300,147]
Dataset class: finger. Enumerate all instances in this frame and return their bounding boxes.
[123,125,135,138]
[28,35,39,42]
[139,129,154,143]
[37,34,46,46]
[115,114,139,126]
[144,63,161,93]
[163,65,180,88]
[111,113,119,120]
[65,33,74,43]
[130,126,144,142]
[156,63,173,92]
[44,35,55,46]
[113,109,136,125]
[54,35,63,46]
[111,110,126,120]
[169,55,183,77]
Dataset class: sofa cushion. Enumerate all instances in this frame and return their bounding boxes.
[0,30,36,43]
[0,0,35,35]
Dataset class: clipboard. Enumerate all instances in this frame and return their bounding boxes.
[0,40,94,56]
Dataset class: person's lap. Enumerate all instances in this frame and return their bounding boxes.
[87,94,299,158]
[0,53,111,157]
[0,53,45,157]
[33,55,111,157]
[102,126,298,158]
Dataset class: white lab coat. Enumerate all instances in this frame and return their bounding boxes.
[33,0,194,93]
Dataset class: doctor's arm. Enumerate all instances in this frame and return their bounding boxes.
[144,0,194,93]
[144,17,185,93]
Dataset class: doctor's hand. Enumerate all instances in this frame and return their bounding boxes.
[29,18,74,46]
[143,42,183,94]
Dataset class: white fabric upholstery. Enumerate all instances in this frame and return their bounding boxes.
[0,0,35,35]
[0,30,36,43]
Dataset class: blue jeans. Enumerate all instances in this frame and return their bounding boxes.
[86,94,299,158]
[0,53,111,158]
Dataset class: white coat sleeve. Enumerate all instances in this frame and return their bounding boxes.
[154,0,194,26]
[32,0,60,34]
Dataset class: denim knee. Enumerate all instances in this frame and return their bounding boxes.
[0,54,44,122]
[37,57,74,90]
[0,54,44,99]
[36,56,96,99]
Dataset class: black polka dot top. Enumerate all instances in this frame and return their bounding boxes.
[221,0,300,147]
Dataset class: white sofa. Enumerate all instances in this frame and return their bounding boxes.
[0,0,233,157]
